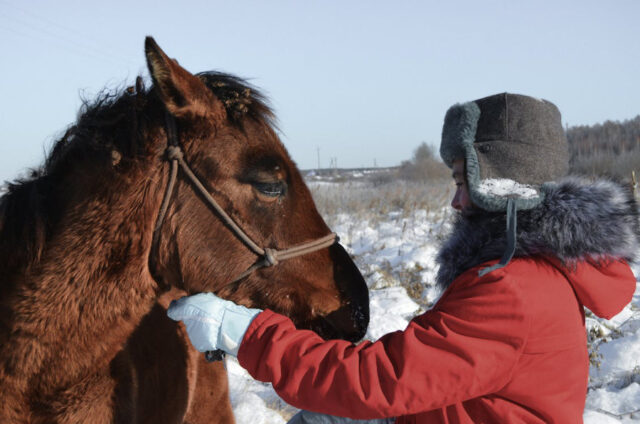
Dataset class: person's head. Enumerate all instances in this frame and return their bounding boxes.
[440,92,569,215]
[440,92,570,274]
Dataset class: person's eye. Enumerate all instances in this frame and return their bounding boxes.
[253,181,286,198]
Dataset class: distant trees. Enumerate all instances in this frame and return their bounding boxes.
[397,142,450,181]
[567,115,640,178]
[397,114,640,183]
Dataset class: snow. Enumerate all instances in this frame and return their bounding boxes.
[586,269,640,422]
[225,207,640,423]
[587,383,640,420]
[227,358,297,423]
[367,287,419,340]
[476,178,539,199]
[591,333,640,381]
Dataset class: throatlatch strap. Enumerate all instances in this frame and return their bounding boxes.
[478,199,518,277]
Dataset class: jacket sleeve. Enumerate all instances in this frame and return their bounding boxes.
[237,267,530,419]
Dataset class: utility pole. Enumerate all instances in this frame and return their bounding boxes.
[317,147,321,170]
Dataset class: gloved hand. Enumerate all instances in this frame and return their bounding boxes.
[288,410,394,424]
[167,293,262,356]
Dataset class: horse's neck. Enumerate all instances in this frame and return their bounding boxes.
[2,180,162,386]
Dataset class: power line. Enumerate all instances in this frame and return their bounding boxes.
[0,0,126,54]
[0,20,118,68]
[0,2,137,68]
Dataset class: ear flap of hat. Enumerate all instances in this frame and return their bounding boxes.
[440,101,480,168]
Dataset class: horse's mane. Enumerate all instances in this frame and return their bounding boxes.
[0,71,274,277]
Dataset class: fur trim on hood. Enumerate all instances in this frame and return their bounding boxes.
[436,177,640,289]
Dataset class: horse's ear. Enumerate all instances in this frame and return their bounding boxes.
[144,37,225,121]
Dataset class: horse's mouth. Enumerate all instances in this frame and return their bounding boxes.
[308,303,369,343]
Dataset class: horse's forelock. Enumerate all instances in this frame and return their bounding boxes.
[197,72,277,130]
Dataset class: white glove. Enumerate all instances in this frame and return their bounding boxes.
[167,293,261,356]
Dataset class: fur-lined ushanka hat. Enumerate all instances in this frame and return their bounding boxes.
[440,93,570,275]
[440,92,569,212]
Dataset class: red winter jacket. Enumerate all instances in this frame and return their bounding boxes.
[238,257,635,423]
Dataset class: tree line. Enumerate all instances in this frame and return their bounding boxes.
[567,115,640,178]
[398,114,640,182]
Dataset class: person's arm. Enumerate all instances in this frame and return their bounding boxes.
[238,267,530,419]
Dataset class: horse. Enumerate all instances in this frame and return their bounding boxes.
[0,37,370,423]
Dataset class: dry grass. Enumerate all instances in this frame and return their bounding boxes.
[570,148,640,180]
[308,176,453,313]
[309,178,453,227]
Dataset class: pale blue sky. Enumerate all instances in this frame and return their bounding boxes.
[1,0,639,183]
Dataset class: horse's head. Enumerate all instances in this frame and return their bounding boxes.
[144,38,368,342]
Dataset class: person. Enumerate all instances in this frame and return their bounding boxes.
[167,93,639,423]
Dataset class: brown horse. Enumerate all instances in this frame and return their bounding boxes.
[0,37,369,423]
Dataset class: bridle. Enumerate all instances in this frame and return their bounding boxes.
[150,111,338,360]
[151,111,338,284]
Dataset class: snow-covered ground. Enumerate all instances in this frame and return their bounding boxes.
[227,207,640,423]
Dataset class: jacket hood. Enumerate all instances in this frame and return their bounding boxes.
[436,177,639,318]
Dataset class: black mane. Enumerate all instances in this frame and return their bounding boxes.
[44,71,274,183]
[0,71,275,276]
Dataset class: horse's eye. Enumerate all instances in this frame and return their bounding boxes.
[253,181,286,198]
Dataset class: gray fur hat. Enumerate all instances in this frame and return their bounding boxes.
[440,92,569,212]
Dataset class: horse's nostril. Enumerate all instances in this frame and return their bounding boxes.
[321,304,368,342]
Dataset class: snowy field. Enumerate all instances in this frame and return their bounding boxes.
[226,202,640,423]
